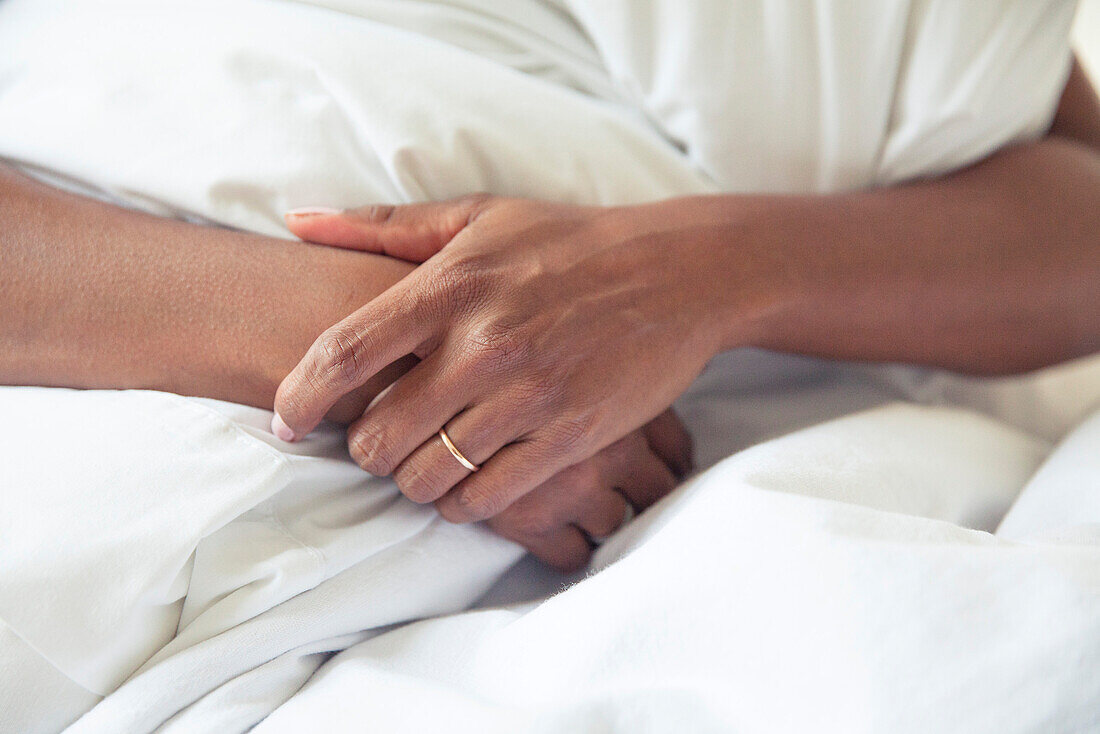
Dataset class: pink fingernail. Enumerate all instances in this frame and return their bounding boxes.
[271,413,297,442]
[285,206,342,218]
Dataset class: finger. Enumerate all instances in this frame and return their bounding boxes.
[393,402,527,504]
[285,194,493,263]
[642,409,694,478]
[573,488,630,540]
[486,478,598,572]
[492,521,592,572]
[591,431,677,513]
[323,354,419,425]
[485,457,603,531]
[487,465,621,568]
[345,347,473,476]
[434,435,575,524]
[272,281,435,441]
[609,440,679,513]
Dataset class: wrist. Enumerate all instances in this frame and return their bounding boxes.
[252,245,418,422]
[615,195,802,357]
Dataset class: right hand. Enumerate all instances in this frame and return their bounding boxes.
[479,408,692,570]
[274,197,734,532]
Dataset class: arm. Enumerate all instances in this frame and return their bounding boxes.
[269,60,1099,526]
[689,58,1100,374]
[0,164,689,569]
[0,163,416,420]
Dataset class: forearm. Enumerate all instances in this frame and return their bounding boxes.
[770,138,1097,373]
[0,164,414,416]
[647,135,1099,375]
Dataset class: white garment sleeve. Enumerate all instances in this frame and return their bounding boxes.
[563,0,1077,191]
[875,0,1076,183]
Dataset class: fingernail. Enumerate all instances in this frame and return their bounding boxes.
[271,413,297,442]
[285,206,342,218]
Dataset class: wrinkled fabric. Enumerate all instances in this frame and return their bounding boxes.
[256,405,1100,734]
[0,1,1093,732]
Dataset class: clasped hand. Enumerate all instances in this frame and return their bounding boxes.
[274,195,741,568]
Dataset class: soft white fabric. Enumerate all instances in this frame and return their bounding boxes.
[997,410,1100,542]
[0,0,1075,232]
[0,1,1095,733]
[558,0,1076,190]
[255,405,1100,734]
[0,390,521,733]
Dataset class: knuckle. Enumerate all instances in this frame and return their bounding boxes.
[629,483,660,510]
[575,461,604,494]
[468,323,529,373]
[549,546,590,573]
[421,258,486,315]
[458,192,494,223]
[348,423,396,476]
[394,459,451,504]
[586,510,621,539]
[435,498,471,524]
[435,247,483,281]
[497,507,557,540]
[316,327,370,385]
[599,434,634,467]
[359,204,397,225]
[396,278,444,330]
[643,470,677,506]
[556,461,601,498]
[656,473,677,497]
[455,485,507,520]
[620,432,650,463]
[545,414,599,454]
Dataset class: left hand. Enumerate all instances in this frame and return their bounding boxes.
[485,408,691,570]
[273,195,756,523]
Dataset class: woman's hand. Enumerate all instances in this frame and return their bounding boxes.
[273,196,764,524]
[487,408,691,570]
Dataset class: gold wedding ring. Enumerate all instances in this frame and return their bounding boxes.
[439,428,479,472]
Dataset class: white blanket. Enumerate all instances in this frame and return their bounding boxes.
[254,405,1100,734]
[0,1,1096,732]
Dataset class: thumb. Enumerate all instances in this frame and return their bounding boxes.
[284,193,494,263]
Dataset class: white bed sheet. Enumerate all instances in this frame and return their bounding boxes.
[0,1,1096,732]
[255,405,1100,734]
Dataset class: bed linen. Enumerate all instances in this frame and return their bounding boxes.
[0,1,1095,732]
[253,404,1100,734]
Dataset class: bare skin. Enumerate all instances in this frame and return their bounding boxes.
[0,165,690,570]
[273,60,1100,528]
[0,164,415,419]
